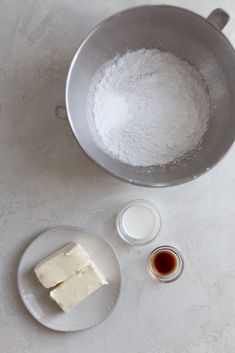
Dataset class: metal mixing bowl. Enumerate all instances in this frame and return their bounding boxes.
[66,6,235,187]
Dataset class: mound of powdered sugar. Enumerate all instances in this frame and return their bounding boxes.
[89,49,210,166]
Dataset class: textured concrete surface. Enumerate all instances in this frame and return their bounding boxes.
[1,0,235,352]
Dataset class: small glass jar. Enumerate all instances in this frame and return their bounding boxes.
[116,199,161,245]
[147,246,184,283]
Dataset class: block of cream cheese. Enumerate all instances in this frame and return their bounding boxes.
[34,242,91,288]
[50,262,108,312]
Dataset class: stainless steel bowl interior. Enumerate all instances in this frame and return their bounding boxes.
[66,6,235,187]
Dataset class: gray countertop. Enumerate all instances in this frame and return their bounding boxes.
[1,1,235,352]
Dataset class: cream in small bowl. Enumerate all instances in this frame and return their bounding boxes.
[116,200,161,245]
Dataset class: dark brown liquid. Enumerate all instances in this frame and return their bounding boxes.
[152,250,177,275]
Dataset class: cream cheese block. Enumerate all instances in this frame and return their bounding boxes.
[50,262,108,312]
[34,242,91,288]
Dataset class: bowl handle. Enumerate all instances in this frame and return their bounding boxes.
[207,8,230,30]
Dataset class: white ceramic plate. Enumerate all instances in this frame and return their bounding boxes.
[18,227,121,332]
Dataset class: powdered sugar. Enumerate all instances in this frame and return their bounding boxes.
[89,49,210,166]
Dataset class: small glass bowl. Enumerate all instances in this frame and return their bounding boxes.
[116,199,161,245]
[147,245,184,283]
